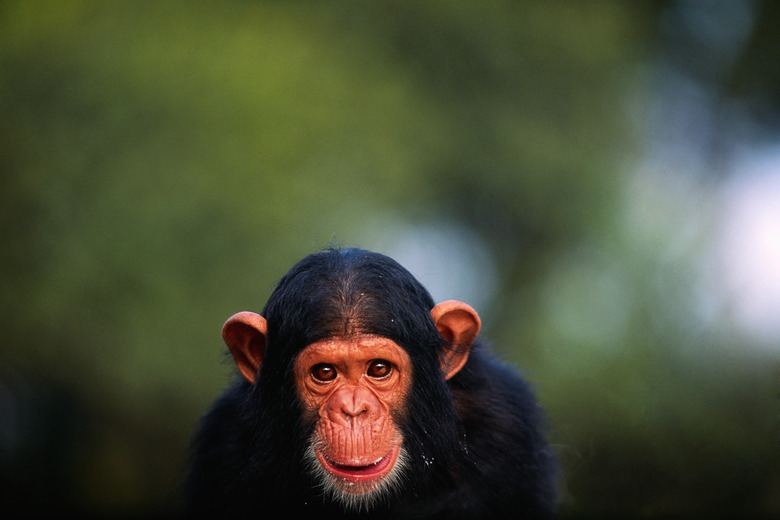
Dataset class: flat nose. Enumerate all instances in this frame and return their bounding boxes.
[326,386,377,426]
[341,393,367,417]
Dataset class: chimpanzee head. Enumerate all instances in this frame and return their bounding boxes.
[221,248,481,511]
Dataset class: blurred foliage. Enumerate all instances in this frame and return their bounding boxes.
[1,0,778,517]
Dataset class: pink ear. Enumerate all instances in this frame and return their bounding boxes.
[222,312,268,384]
[430,300,481,380]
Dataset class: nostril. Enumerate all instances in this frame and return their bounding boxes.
[342,404,367,418]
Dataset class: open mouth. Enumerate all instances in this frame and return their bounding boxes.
[316,445,400,482]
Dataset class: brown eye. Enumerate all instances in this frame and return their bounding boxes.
[367,360,392,378]
[311,364,337,382]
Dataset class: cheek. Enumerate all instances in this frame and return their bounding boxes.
[293,382,321,429]
[385,384,411,427]
[298,397,322,432]
[391,396,410,426]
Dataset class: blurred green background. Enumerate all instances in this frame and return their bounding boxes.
[1,0,779,517]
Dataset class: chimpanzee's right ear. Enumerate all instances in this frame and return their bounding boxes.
[222,312,267,384]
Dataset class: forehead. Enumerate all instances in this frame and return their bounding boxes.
[295,335,410,366]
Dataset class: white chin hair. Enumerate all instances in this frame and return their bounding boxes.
[304,444,408,513]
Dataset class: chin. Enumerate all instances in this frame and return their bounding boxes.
[304,443,408,513]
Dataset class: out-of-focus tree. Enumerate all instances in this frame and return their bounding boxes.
[0,1,777,517]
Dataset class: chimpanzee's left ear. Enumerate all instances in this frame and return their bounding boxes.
[222,312,268,384]
[430,300,481,380]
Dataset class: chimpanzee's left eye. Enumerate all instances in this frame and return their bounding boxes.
[367,360,392,378]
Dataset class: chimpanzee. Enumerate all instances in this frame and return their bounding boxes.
[184,247,557,519]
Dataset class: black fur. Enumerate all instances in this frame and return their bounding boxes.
[184,248,556,519]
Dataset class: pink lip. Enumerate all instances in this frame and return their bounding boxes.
[316,445,400,482]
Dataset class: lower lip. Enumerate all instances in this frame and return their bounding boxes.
[317,445,400,482]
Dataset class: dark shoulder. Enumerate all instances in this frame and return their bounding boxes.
[450,344,543,424]
[185,379,251,506]
[192,379,249,441]
[447,344,557,517]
